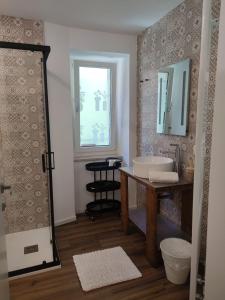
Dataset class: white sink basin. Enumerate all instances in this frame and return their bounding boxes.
[133,156,174,178]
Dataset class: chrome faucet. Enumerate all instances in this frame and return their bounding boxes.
[161,143,181,175]
[170,144,181,176]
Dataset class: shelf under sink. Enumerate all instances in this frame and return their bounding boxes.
[129,207,185,247]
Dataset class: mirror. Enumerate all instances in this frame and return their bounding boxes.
[157,58,191,136]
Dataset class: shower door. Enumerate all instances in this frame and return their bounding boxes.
[0,43,59,276]
[0,200,9,299]
[0,133,10,299]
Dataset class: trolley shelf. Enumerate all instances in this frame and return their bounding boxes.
[86,180,120,193]
[86,199,120,213]
[86,161,121,171]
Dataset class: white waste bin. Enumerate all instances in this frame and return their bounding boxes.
[160,238,191,285]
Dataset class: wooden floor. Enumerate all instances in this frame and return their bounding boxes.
[10,214,189,300]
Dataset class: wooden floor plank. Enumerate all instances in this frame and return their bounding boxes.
[10,214,189,300]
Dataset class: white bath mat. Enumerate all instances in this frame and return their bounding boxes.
[73,246,142,291]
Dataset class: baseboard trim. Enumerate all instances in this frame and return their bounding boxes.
[55,216,77,227]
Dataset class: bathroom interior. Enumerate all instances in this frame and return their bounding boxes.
[0,0,225,299]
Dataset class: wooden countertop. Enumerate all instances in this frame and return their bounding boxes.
[119,167,193,192]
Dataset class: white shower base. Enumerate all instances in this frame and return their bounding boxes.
[6,227,53,272]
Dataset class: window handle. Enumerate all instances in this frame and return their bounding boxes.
[75,100,80,112]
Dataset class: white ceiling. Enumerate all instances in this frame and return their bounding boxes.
[1,0,183,35]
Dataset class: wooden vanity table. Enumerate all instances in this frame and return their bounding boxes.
[120,167,193,267]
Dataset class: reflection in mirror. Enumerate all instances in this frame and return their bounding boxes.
[157,58,191,136]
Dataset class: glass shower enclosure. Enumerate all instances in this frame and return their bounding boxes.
[0,41,60,276]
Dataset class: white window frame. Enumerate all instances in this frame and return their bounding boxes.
[73,60,117,157]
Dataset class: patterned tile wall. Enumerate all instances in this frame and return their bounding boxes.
[0,16,50,233]
[137,0,203,225]
[0,15,43,44]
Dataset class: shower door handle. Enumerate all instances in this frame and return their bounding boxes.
[43,152,55,171]
[0,184,11,194]
[50,152,55,170]
[42,153,46,173]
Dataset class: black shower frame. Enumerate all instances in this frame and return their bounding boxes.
[0,41,60,276]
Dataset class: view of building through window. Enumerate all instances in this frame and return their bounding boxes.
[79,66,111,147]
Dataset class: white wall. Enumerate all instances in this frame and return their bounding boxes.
[45,22,137,218]
[45,23,76,225]
[116,56,130,164]
[205,1,225,298]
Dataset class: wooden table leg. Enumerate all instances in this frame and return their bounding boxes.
[181,188,193,239]
[146,187,159,267]
[120,171,129,234]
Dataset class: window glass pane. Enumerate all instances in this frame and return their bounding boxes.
[79,66,111,147]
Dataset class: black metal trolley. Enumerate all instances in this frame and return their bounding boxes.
[85,157,122,220]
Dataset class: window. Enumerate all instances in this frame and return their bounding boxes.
[73,61,116,155]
